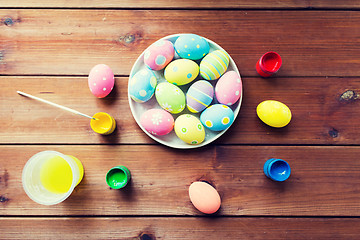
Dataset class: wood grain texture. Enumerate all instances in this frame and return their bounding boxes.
[2,217,360,239]
[1,0,360,9]
[1,10,360,77]
[2,145,360,216]
[2,76,360,145]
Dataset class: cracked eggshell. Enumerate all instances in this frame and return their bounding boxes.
[88,64,115,98]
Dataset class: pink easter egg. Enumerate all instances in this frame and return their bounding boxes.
[215,71,242,106]
[88,64,115,98]
[144,40,175,71]
[140,109,174,136]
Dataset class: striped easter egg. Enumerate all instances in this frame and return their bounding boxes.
[200,50,229,80]
[186,80,214,113]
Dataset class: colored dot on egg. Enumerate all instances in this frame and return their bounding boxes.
[144,50,151,60]
[181,128,187,133]
[93,82,96,86]
[191,140,198,145]
[139,90,147,97]
[150,77,157,88]
[173,66,178,72]
[222,105,229,109]
[103,88,107,91]
[222,117,230,125]
[237,78,241,83]
[188,54,190,57]
[205,120,213,128]
[196,44,200,48]
[191,38,195,41]
[187,73,192,79]
[155,55,166,66]
[197,124,202,131]
[235,91,239,96]
[103,77,106,81]
[203,53,206,56]
[185,45,188,48]
[141,69,148,76]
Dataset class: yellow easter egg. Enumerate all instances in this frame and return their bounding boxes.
[164,59,199,86]
[174,114,205,144]
[256,100,292,128]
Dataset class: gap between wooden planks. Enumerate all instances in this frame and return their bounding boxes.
[1,145,360,216]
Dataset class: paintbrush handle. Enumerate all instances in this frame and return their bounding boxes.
[17,91,95,120]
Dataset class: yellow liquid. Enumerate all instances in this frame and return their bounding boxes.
[40,156,73,194]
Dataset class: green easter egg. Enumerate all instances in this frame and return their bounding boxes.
[155,82,186,114]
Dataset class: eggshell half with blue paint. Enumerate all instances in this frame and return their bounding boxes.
[189,181,221,214]
[144,40,175,71]
[200,104,234,131]
[174,34,210,60]
[186,80,214,113]
[129,69,157,103]
[164,59,199,86]
[215,71,242,106]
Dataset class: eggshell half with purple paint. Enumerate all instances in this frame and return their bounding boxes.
[189,181,221,214]
[215,71,242,106]
[186,80,214,113]
[140,109,174,136]
[88,64,115,98]
[144,40,175,71]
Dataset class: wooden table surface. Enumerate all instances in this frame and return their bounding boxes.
[1,1,360,239]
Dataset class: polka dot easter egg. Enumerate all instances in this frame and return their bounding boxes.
[187,80,214,113]
[200,50,229,80]
[129,69,157,103]
[155,82,186,114]
[215,71,242,106]
[140,109,174,136]
[88,64,115,98]
[200,104,234,131]
[174,114,205,145]
[174,34,210,60]
[164,59,199,86]
[144,40,175,71]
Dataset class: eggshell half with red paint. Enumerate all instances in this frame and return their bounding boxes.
[189,181,221,214]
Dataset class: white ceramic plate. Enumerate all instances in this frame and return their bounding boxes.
[128,34,242,149]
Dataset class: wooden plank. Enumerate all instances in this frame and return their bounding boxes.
[2,76,360,145]
[1,0,360,9]
[1,10,360,77]
[2,217,360,239]
[0,0,310,9]
[1,145,360,216]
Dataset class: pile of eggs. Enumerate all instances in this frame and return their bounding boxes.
[129,34,242,145]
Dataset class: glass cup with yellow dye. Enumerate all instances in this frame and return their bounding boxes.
[22,151,84,205]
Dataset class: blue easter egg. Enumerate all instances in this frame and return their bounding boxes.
[200,104,234,131]
[129,69,157,103]
[174,34,210,60]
